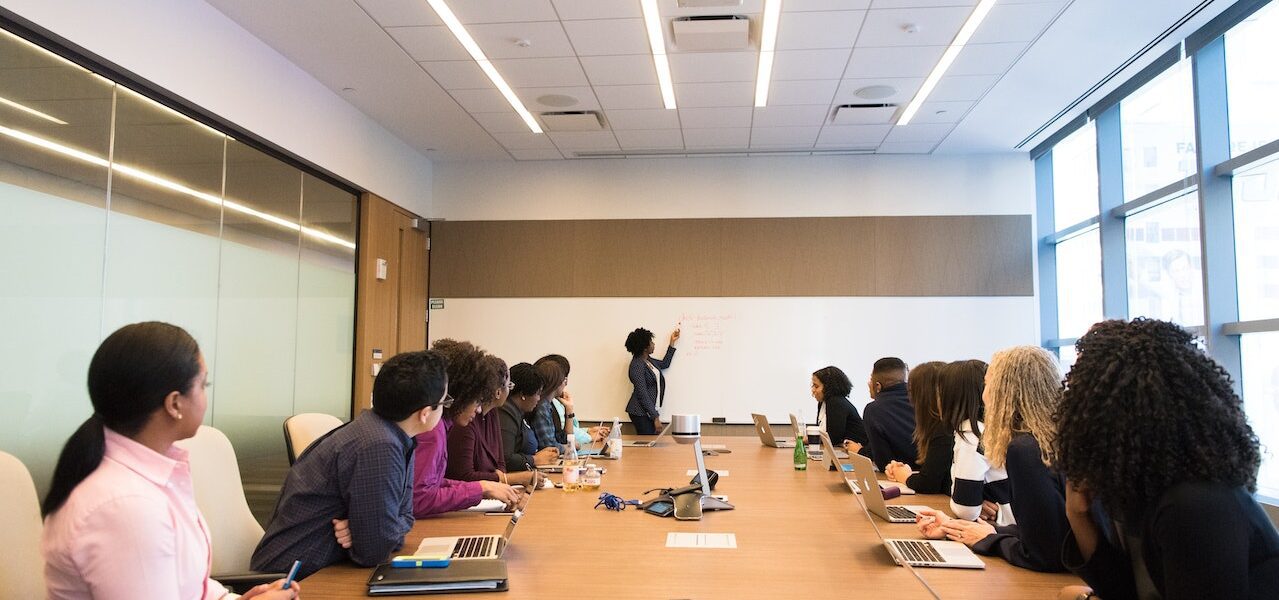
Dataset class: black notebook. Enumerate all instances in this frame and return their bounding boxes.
[366,559,509,596]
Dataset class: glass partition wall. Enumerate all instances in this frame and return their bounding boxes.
[0,26,357,511]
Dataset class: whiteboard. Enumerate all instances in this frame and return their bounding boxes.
[427,297,1037,424]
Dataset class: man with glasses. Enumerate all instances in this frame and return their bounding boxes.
[252,350,450,579]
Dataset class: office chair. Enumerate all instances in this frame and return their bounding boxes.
[283,413,343,464]
[175,426,283,593]
[0,452,44,598]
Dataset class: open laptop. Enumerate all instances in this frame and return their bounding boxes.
[578,417,620,457]
[843,450,933,524]
[818,433,914,496]
[751,413,795,448]
[624,422,671,447]
[413,494,530,561]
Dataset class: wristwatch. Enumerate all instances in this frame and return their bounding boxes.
[564,412,575,419]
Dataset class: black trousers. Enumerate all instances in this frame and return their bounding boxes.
[629,413,658,435]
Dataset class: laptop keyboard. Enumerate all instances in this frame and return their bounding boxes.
[886,506,917,520]
[893,540,945,564]
[451,536,496,559]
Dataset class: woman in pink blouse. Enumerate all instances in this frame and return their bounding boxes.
[41,322,298,600]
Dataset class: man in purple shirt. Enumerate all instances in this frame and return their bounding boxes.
[251,351,448,579]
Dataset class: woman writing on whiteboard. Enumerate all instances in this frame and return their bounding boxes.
[624,326,680,435]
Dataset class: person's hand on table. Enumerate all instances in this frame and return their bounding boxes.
[241,579,300,599]
[533,447,559,465]
[842,440,862,454]
[885,461,912,483]
[479,480,521,509]
[915,508,950,540]
[941,518,996,547]
[331,518,352,548]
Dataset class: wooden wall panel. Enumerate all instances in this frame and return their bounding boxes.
[430,215,1032,298]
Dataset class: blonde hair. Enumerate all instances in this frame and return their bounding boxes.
[982,346,1061,469]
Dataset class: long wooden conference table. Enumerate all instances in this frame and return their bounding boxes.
[304,436,1082,598]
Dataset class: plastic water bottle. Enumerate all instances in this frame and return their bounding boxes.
[563,438,580,491]
[581,464,602,490]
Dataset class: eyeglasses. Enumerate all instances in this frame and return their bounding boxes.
[439,394,455,410]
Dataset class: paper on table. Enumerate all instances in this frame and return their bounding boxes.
[665,532,737,549]
[686,469,728,476]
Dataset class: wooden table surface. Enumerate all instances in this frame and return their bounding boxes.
[301,437,1082,599]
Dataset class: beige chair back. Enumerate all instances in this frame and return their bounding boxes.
[0,452,44,598]
[175,426,263,574]
[284,413,344,464]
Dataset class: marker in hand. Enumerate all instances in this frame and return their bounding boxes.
[282,560,302,590]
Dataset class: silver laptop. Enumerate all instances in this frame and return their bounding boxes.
[751,413,795,448]
[843,450,934,524]
[413,495,529,561]
[817,433,913,495]
[578,417,620,457]
[624,422,671,447]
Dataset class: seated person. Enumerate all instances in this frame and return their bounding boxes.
[538,354,609,448]
[412,340,522,517]
[885,361,951,493]
[810,366,870,456]
[932,359,1013,524]
[42,322,297,600]
[1055,319,1279,598]
[528,359,568,453]
[498,363,559,470]
[861,357,919,471]
[251,350,448,579]
[916,347,1068,572]
[446,355,543,488]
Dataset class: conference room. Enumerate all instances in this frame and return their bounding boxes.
[2,0,1278,598]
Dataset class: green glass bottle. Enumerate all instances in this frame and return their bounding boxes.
[793,434,808,470]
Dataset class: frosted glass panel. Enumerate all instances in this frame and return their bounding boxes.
[1125,192,1203,327]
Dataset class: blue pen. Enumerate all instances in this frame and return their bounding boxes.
[282,560,302,590]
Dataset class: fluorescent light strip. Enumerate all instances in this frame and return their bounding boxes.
[754,0,783,107]
[0,96,68,125]
[0,124,356,249]
[897,0,997,125]
[640,0,677,109]
[425,0,542,133]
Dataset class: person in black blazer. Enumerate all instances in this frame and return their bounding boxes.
[624,326,680,434]
[811,366,868,452]
[885,361,951,493]
[1054,319,1279,599]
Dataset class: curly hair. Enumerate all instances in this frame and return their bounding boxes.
[1053,318,1261,521]
[430,338,491,418]
[909,361,946,462]
[812,366,852,402]
[982,346,1061,469]
[625,328,654,355]
[481,355,509,407]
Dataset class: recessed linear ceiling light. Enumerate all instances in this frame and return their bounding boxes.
[0,123,356,249]
[425,0,543,133]
[0,96,67,125]
[897,0,997,125]
[640,0,677,109]
[754,0,783,107]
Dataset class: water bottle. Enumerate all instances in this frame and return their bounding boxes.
[563,438,580,491]
[793,432,808,471]
[581,464,602,490]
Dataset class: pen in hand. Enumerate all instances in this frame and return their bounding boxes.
[282,560,302,590]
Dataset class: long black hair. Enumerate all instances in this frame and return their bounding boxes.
[42,322,202,516]
[937,359,987,444]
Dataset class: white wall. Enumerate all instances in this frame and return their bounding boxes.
[432,154,1033,220]
[3,0,434,216]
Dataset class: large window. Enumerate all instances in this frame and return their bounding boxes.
[1241,332,1279,500]
[1055,229,1104,339]
[1226,1,1279,156]
[1053,123,1099,228]
[1126,191,1204,326]
[1233,156,1279,321]
[1121,60,1197,200]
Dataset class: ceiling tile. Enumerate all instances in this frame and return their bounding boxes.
[786,0,872,10]
[929,74,997,102]
[595,85,666,109]
[845,45,944,78]
[772,49,852,80]
[563,19,649,55]
[470,21,576,59]
[969,2,1062,44]
[857,7,970,47]
[776,11,866,50]
[669,52,758,83]
[830,104,897,125]
[949,42,1025,76]
[450,88,513,112]
[678,107,753,128]
[549,131,620,150]
[514,86,601,110]
[683,128,751,148]
[615,129,684,149]
[552,0,643,20]
[868,0,976,7]
[491,57,588,87]
[750,126,820,147]
[884,122,953,143]
[659,0,765,17]
[421,60,490,89]
[355,0,442,27]
[816,124,892,145]
[833,77,922,105]
[876,141,937,154]
[767,79,839,106]
[752,105,831,127]
[451,1,558,24]
[581,55,658,86]
[907,100,974,124]
[604,108,681,130]
[471,111,533,133]
[510,148,566,160]
[386,26,470,61]
[675,81,754,107]
[493,131,556,149]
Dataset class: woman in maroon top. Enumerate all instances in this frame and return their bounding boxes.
[446,353,543,488]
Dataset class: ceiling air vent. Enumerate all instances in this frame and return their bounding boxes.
[539,111,605,132]
[831,103,899,125]
[672,15,750,51]
[677,0,743,7]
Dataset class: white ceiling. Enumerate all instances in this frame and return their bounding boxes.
[205,0,1233,162]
